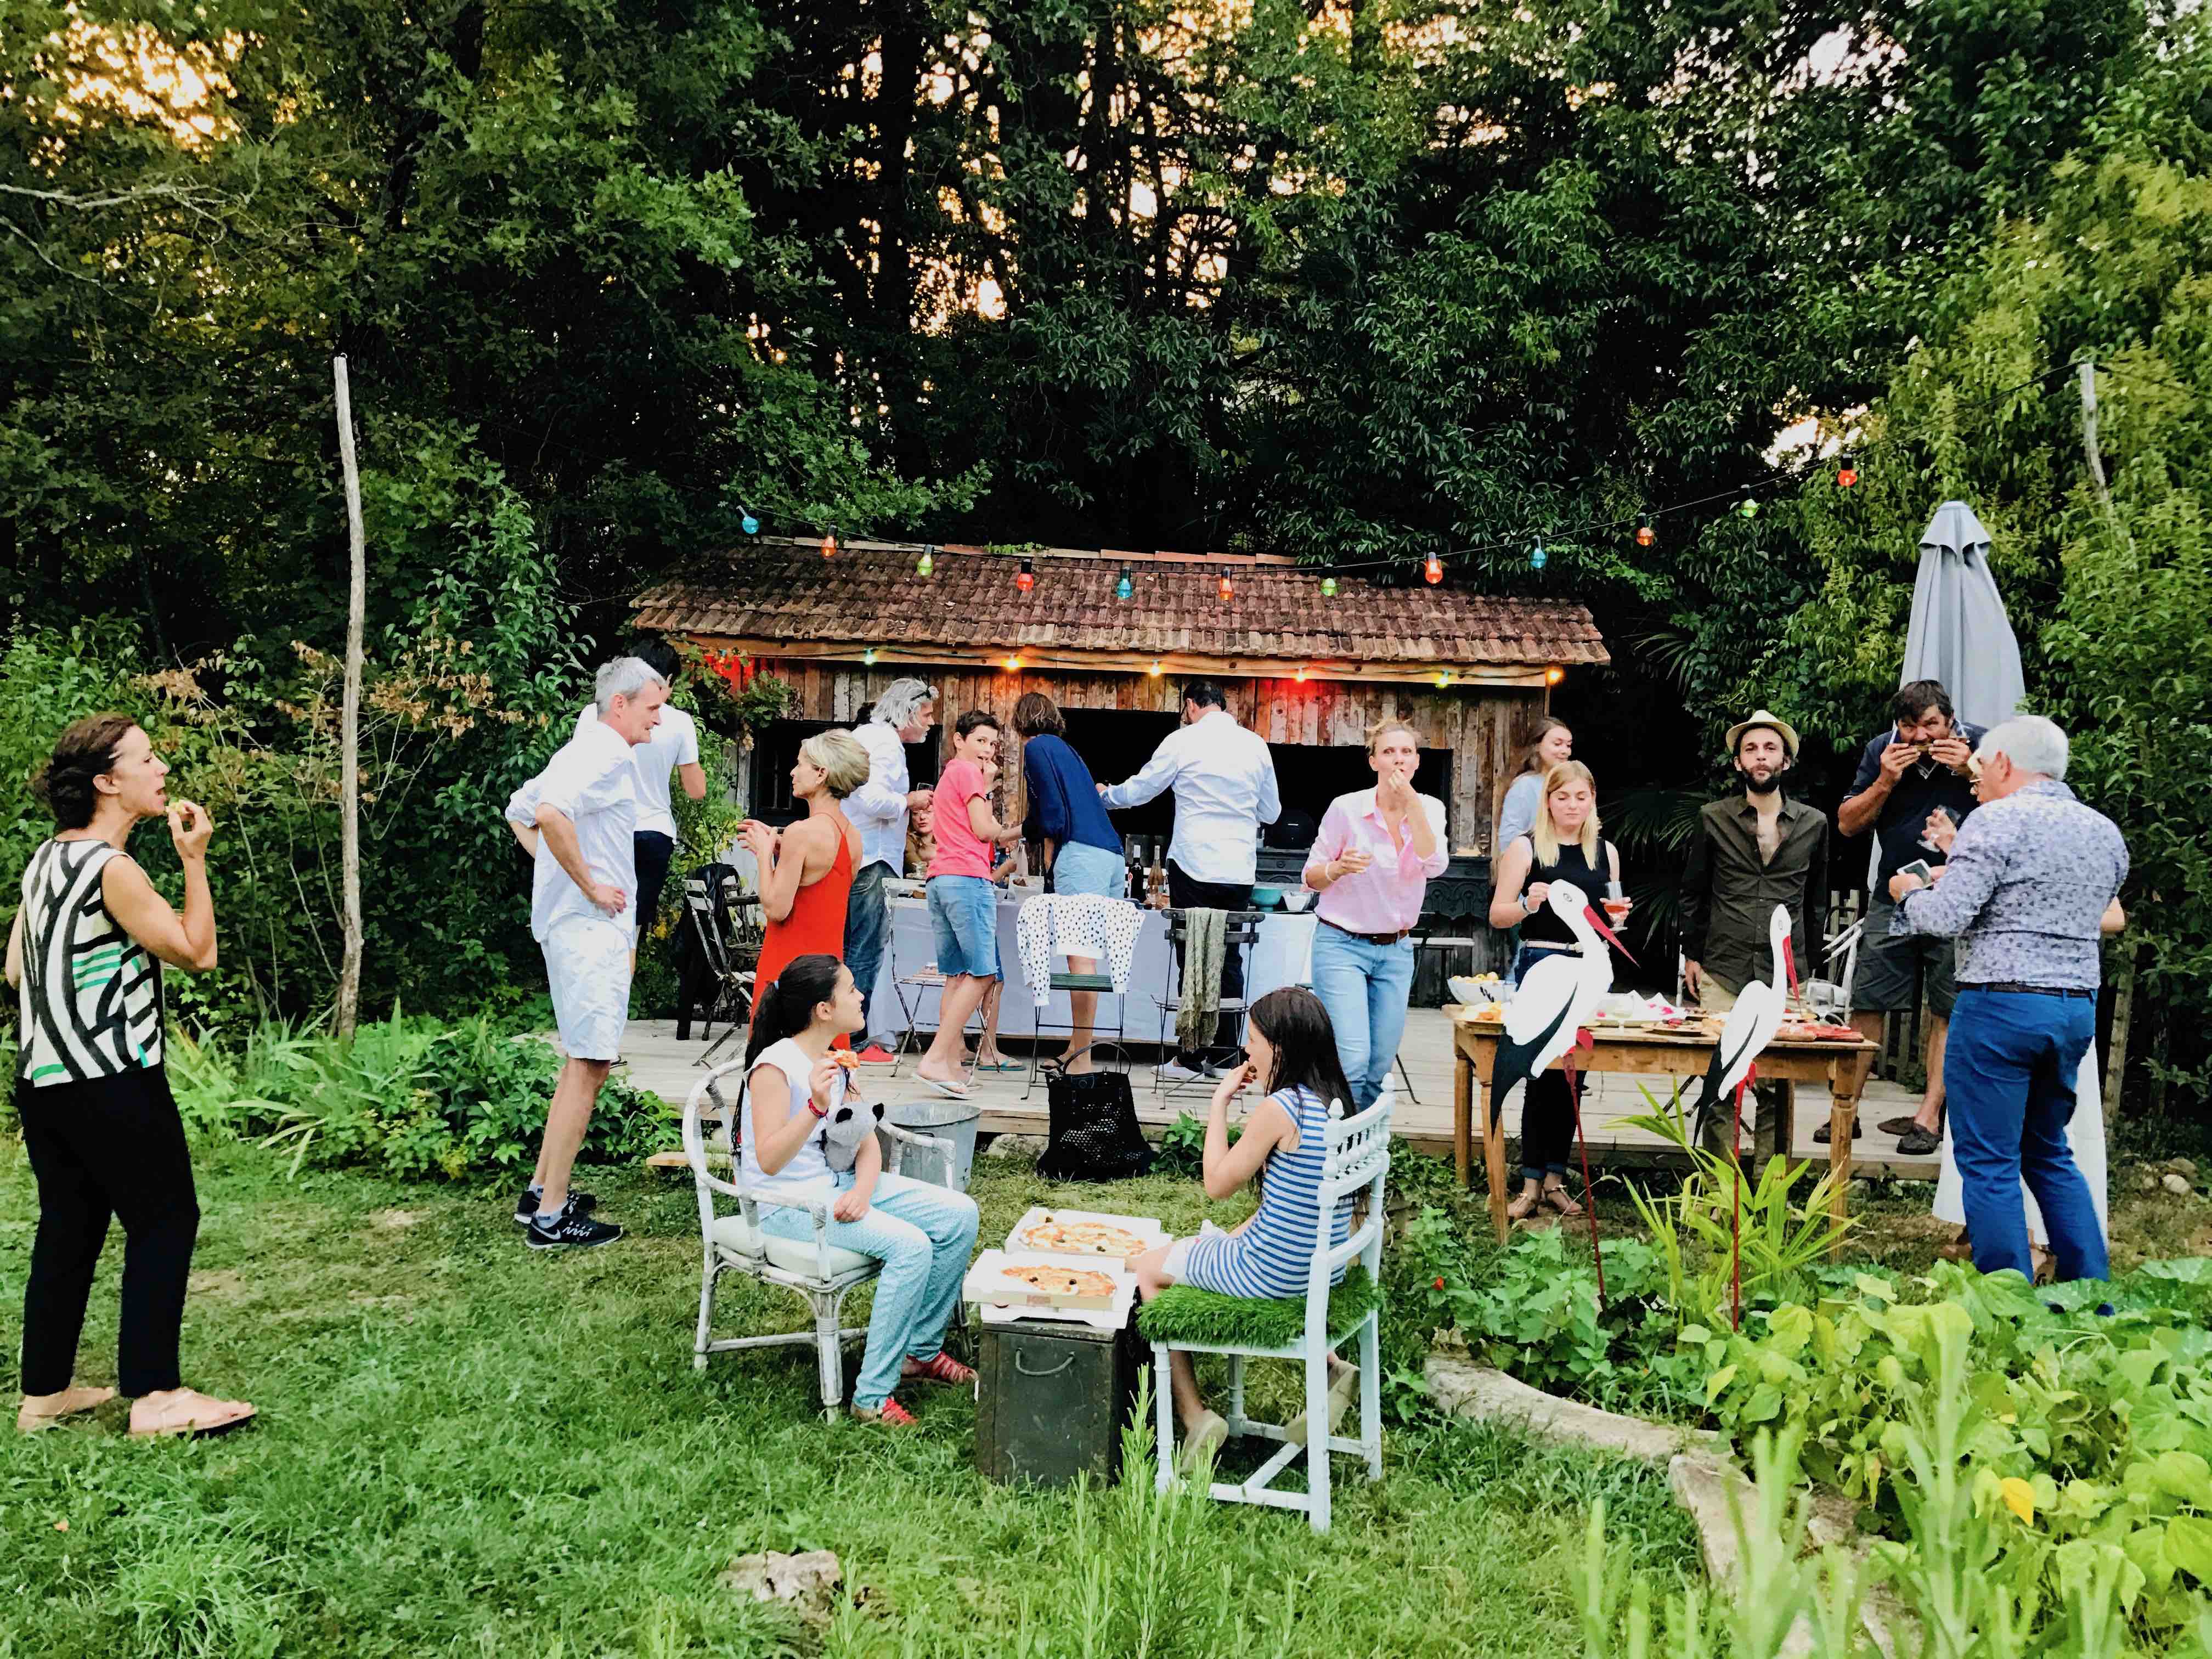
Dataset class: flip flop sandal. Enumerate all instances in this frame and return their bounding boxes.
[1286,1361,1358,1447]
[918,1076,970,1099]
[969,1059,1024,1073]
[128,1399,257,1440]
[1506,1188,1543,1221]
[16,1387,116,1434]
[1176,1410,1229,1476]
[1542,1184,1585,1218]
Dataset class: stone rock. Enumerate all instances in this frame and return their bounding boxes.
[2137,1170,2163,1194]
[719,1550,844,1623]
[983,1133,1047,1160]
[1425,1357,1720,1464]
[2164,1172,2194,1196]
[2166,1157,2199,1178]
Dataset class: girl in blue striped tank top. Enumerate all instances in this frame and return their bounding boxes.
[1130,988,1359,1463]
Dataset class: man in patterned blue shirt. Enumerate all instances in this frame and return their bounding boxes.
[1887,715,2126,1284]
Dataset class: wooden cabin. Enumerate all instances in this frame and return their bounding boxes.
[633,538,1609,982]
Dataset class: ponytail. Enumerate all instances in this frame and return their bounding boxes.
[742,953,847,1071]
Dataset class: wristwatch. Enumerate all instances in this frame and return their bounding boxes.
[1521,891,1538,915]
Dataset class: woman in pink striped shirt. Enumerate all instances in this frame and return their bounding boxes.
[1301,721,1448,1108]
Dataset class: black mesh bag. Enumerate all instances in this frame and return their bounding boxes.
[1035,1065,1154,1182]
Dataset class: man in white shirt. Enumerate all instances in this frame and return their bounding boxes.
[568,640,704,968]
[501,656,665,1250]
[1098,681,1280,1077]
[842,678,938,1062]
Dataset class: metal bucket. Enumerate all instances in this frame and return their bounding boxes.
[880,1096,983,1192]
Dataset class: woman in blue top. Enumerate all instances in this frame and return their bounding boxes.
[1130,987,1358,1468]
[1014,692,1125,1074]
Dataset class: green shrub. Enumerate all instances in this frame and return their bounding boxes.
[168,1013,670,1181]
[1695,1261,2212,1645]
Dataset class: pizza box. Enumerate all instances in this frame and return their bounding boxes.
[963,1249,1131,1313]
[1004,1206,1167,1265]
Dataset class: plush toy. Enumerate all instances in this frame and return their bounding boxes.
[816,1097,884,1173]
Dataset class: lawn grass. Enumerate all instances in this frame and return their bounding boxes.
[0,1136,1701,1658]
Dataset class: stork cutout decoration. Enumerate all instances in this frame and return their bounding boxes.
[1490,881,1635,1304]
[1685,904,1798,1330]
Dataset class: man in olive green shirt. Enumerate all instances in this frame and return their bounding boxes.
[1680,711,1829,1009]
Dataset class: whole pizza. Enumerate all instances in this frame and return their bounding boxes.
[1000,1264,1117,1299]
[1015,1215,1149,1257]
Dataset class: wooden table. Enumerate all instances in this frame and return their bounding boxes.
[1446,1007,1878,1254]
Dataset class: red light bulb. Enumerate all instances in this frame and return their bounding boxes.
[1837,465,1858,488]
[1015,558,1035,593]
[1218,572,1234,601]
[1424,554,1443,585]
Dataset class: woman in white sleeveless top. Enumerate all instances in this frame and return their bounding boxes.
[6,715,253,1437]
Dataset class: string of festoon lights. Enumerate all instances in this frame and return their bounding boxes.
[725,448,1863,608]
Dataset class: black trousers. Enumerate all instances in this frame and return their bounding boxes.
[1166,861,1251,1066]
[633,830,676,939]
[19,1066,199,1397]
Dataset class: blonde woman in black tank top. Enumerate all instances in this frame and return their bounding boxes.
[1487,761,1622,1222]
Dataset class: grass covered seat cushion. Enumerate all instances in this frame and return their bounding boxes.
[1136,1266,1380,1348]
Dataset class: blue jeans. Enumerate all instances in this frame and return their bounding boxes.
[1309,922,1415,1109]
[927,875,1000,980]
[756,1171,980,1409]
[844,860,890,1041]
[1945,988,2108,1285]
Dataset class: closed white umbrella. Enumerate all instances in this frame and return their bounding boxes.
[1898,500,2025,729]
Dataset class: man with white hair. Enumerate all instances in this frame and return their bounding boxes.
[501,656,667,1249]
[843,678,938,1062]
[1886,714,2126,1284]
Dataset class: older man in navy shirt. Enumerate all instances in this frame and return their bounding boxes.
[1887,715,2126,1284]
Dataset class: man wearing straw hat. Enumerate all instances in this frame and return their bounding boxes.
[1679,712,1829,1149]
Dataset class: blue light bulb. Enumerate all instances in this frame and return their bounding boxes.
[1531,541,1548,570]
[1115,569,1134,601]
[740,511,759,536]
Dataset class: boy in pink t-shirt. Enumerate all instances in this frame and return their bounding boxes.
[917,711,1022,1093]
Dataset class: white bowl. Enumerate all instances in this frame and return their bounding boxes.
[1281,889,1316,912]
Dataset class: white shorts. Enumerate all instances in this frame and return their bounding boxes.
[1160,1221,1225,1280]
[544,915,633,1062]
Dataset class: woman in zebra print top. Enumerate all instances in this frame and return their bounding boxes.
[6,714,253,1438]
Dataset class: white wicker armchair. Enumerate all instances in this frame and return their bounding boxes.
[682,1057,951,1413]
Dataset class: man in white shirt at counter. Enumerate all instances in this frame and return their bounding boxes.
[843,679,939,1062]
[1098,680,1280,1079]
[502,656,665,1250]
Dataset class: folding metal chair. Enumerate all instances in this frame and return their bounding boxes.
[681,863,763,1066]
[1017,893,1138,1099]
[1152,907,1265,1098]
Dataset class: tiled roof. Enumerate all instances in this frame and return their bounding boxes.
[631,540,1609,672]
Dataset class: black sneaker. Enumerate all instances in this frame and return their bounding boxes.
[512,1187,598,1225]
[525,1207,623,1250]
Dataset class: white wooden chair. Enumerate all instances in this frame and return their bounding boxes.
[682,1057,951,1414]
[1148,1085,1394,1532]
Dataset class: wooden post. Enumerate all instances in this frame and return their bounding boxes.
[2079,360,2136,556]
[333,356,368,1040]
[2104,939,2136,1121]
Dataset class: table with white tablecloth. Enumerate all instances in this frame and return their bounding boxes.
[865,893,1319,1046]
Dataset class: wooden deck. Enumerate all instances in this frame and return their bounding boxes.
[594,1010,1939,1178]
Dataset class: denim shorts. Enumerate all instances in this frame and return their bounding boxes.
[1051,840,1126,900]
[928,875,1000,980]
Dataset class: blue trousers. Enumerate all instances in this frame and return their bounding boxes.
[757,1171,979,1408]
[844,860,891,1043]
[1945,988,2108,1285]
[1309,922,1415,1110]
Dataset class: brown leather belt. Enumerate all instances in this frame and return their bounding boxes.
[1322,918,1412,947]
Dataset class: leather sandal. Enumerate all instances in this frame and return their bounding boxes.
[1542,1181,1585,1218]
[126,1388,256,1440]
[17,1385,115,1434]
[1506,1184,1543,1221]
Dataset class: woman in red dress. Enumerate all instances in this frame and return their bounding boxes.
[740,731,872,1046]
